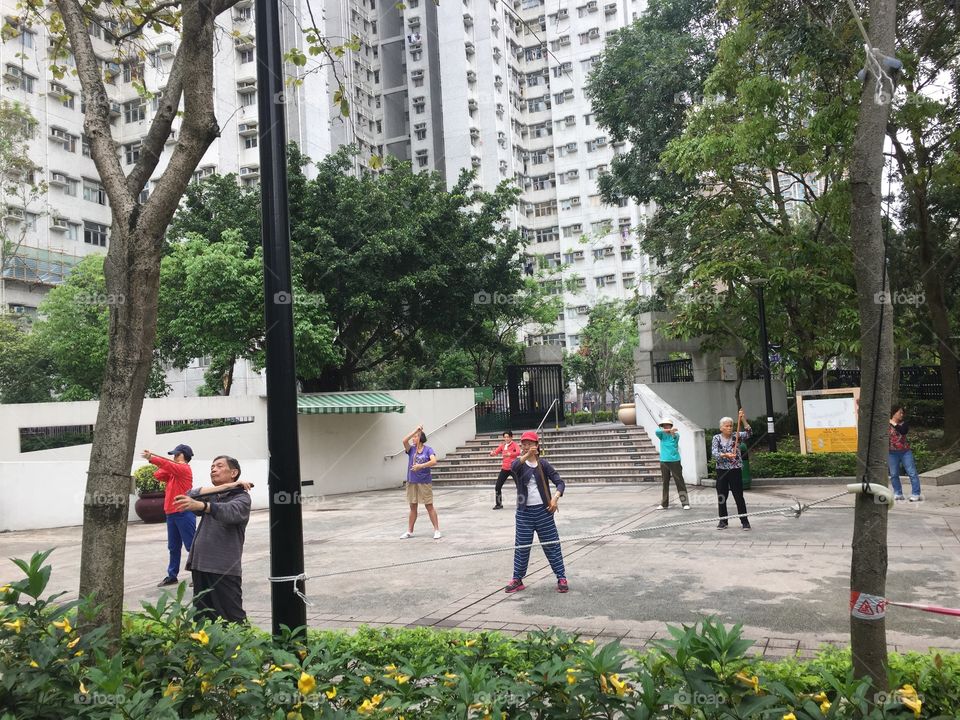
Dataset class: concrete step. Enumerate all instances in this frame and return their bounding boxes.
[444,450,659,461]
[440,458,659,469]
[433,466,660,479]
[433,473,660,485]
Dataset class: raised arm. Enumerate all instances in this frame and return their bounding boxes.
[402,425,423,452]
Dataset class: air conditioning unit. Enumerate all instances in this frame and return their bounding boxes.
[468,98,478,111]
[466,70,477,82]
[588,27,600,38]
[499,160,508,170]
[3,65,24,82]
[165,130,178,145]
[577,305,589,314]
[564,115,575,126]
[237,79,257,89]
[49,127,70,142]
[239,165,260,176]
[49,172,69,186]
[565,142,577,153]
[587,0,598,11]
[494,75,503,88]
[157,42,175,57]
[3,207,25,221]
[605,2,617,14]
[465,41,475,55]
[596,137,607,146]
[471,155,482,167]
[50,217,70,230]
[234,34,255,50]
[238,121,258,136]
[566,170,579,179]
[109,102,121,116]
[469,127,480,139]
[408,16,421,29]
[557,8,569,19]
[463,12,473,26]
[523,178,533,188]
[573,250,584,259]
[604,246,615,256]
[559,36,571,46]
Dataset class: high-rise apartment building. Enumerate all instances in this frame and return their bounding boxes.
[2,0,652,358]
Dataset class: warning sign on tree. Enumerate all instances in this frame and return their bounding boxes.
[796,388,860,454]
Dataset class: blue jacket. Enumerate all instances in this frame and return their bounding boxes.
[510,458,565,508]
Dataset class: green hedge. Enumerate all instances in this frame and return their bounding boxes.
[19,431,94,453]
[2,551,956,718]
[569,410,617,424]
[706,450,937,478]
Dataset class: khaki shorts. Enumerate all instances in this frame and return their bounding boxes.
[406,482,434,505]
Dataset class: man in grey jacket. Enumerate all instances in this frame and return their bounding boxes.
[173,455,252,623]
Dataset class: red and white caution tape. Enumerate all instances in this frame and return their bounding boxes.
[887,601,960,617]
[852,592,960,619]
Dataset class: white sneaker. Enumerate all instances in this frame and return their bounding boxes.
[399,531,413,539]
[682,505,691,510]
[909,495,923,502]
[433,530,442,539]
[656,504,666,509]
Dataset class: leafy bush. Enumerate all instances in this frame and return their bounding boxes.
[19,430,94,453]
[2,551,955,718]
[569,410,616,424]
[133,464,164,495]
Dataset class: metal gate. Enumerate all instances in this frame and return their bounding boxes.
[475,364,565,433]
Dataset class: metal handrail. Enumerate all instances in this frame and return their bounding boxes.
[535,397,558,434]
[383,402,479,460]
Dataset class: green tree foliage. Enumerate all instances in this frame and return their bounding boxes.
[564,301,638,408]
[587,0,863,390]
[28,256,167,400]
[0,317,54,403]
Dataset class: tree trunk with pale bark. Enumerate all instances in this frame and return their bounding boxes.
[847,0,897,692]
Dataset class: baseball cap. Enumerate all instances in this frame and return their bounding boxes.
[168,444,193,461]
[520,430,539,443]
[659,418,675,427]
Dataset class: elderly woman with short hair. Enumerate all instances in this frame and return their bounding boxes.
[711,409,751,530]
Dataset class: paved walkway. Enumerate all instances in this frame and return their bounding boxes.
[2,483,958,658]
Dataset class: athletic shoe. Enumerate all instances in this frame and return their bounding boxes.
[557,579,569,593]
[433,530,442,539]
[894,495,905,501]
[157,576,177,587]
[742,524,751,531]
[909,495,923,502]
[493,504,503,510]
[682,505,691,510]
[656,504,667,509]
[505,578,525,594]
[717,522,728,530]
[399,531,414,539]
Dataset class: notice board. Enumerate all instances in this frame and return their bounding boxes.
[796,388,860,454]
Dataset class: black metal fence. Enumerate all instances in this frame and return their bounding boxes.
[827,365,950,401]
[654,358,694,382]
[475,364,565,433]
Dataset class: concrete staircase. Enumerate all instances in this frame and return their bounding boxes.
[432,423,660,485]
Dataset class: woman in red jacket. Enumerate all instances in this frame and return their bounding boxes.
[489,430,520,510]
[142,443,195,587]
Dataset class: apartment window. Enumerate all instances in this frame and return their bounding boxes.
[562,224,582,238]
[122,62,144,84]
[235,6,252,20]
[81,135,91,157]
[534,226,559,243]
[534,200,556,217]
[83,221,108,247]
[123,100,145,123]
[239,90,256,106]
[124,141,141,165]
[239,48,254,63]
[592,221,611,235]
[5,65,36,93]
[66,223,80,242]
[593,248,605,260]
[64,178,79,197]
[527,96,550,113]
[621,247,634,260]
[532,123,552,138]
[244,135,258,149]
[410,49,422,61]
[552,62,572,78]
[594,276,606,288]
[416,153,429,168]
[87,22,101,39]
[414,123,427,141]
[413,96,426,114]
[83,180,106,205]
[49,82,75,109]
[531,174,554,191]
[530,150,550,165]
[587,165,608,179]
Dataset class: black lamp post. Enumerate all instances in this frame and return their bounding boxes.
[256,0,307,636]
[748,279,777,452]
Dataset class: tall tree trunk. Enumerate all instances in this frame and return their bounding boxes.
[848,0,896,691]
[223,355,236,396]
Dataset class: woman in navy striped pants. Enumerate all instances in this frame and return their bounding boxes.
[505,430,568,594]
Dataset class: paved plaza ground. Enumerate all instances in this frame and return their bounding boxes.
[2,483,958,658]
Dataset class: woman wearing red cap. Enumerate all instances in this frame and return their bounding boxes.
[505,430,568,594]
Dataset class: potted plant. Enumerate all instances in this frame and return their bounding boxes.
[133,464,166,524]
[617,402,636,425]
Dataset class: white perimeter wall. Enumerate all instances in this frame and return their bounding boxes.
[634,384,708,484]
[0,390,476,532]
[645,380,788,431]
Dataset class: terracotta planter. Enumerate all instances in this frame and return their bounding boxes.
[617,403,636,426]
[134,491,166,524]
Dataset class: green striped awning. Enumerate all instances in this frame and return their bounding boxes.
[297,392,405,415]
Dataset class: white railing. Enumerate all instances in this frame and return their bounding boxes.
[383,403,478,460]
[535,397,559,434]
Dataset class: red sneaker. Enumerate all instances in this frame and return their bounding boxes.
[505,578,525,594]
[557,579,569,593]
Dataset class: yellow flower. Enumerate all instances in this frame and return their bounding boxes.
[385,664,398,673]
[251,678,264,686]
[584,639,595,645]
[53,618,73,634]
[163,682,181,699]
[464,639,477,647]
[0,584,11,593]
[819,700,831,714]
[812,691,828,703]
[898,684,918,700]
[67,636,80,649]
[325,686,337,699]
[901,696,922,717]
[395,674,410,685]
[363,675,373,685]
[200,680,211,694]
[357,693,384,714]
[269,664,283,673]
[469,703,485,710]
[599,673,608,693]
[298,671,317,695]
[444,672,458,688]
[79,681,88,694]
[29,660,39,668]
[3,618,23,634]
[782,714,797,720]
[286,713,304,720]
[609,673,628,697]
[74,650,84,657]
[190,630,210,646]
[734,671,760,693]
[297,649,307,659]
[372,693,384,705]
[230,685,247,697]
[566,669,577,685]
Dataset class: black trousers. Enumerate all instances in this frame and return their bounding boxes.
[494,469,513,493]
[192,570,247,624]
[716,467,749,526]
